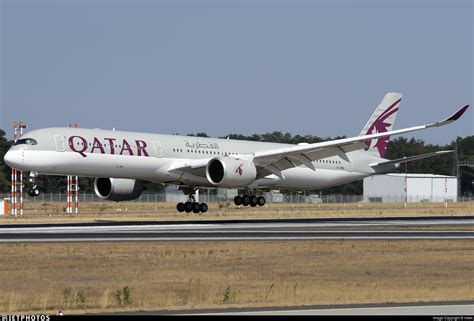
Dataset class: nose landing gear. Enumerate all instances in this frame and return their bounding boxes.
[28,189,40,197]
[27,172,40,197]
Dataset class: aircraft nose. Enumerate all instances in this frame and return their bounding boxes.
[3,150,21,168]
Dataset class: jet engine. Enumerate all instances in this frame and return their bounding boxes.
[94,178,143,202]
[206,157,257,188]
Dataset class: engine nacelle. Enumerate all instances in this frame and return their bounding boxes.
[206,157,257,188]
[94,178,143,202]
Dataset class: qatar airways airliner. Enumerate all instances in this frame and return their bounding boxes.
[3,93,469,213]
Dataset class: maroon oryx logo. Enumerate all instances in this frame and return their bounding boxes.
[236,164,244,176]
[364,98,400,158]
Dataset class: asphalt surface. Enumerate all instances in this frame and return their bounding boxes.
[170,302,474,315]
[0,216,473,242]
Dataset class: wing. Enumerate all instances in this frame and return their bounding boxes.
[167,158,210,178]
[165,104,468,181]
[252,105,469,177]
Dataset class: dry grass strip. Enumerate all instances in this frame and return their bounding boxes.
[0,240,472,314]
[1,201,473,223]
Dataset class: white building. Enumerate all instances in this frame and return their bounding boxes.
[363,173,457,203]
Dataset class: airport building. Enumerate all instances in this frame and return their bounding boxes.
[363,173,457,203]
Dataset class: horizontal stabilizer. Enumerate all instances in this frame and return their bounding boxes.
[370,150,454,171]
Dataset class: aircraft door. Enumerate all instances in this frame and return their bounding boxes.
[54,135,65,152]
[153,141,163,158]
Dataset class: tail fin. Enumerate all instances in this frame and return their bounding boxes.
[360,92,402,158]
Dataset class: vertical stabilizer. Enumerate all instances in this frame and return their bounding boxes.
[360,92,402,158]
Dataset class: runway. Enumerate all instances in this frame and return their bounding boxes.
[0,216,473,242]
[172,302,474,315]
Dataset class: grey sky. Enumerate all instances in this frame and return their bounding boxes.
[1,0,472,145]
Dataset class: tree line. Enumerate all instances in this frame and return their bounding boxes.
[0,129,473,195]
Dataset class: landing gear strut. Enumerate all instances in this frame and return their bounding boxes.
[176,187,208,214]
[234,194,266,207]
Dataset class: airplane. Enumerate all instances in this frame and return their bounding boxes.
[3,93,469,213]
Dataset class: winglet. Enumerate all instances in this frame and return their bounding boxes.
[446,104,469,122]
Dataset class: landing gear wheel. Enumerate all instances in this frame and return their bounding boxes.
[257,196,266,206]
[200,203,208,213]
[28,189,40,197]
[242,195,250,206]
[234,196,242,206]
[184,202,193,213]
[192,202,201,214]
[250,195,258,207]
[176,202,185,212]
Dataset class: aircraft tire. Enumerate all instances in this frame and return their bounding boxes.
[29,189,40,197]
[242,195,250,206]
[200,203,208,213]
[184,202,193,213]
[176,202,185,212]
[250,195,258,207]
[192,202,201,214]
[234,196,242,206]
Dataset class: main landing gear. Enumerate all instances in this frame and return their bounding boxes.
[176,187,208,214]
[176,201,208,214]
[234,195,266,207]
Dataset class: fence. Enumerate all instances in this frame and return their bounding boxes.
[0,193,472,204]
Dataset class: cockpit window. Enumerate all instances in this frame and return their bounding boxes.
[14,138,37,146]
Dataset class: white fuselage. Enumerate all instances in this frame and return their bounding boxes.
[4,127,382,190]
